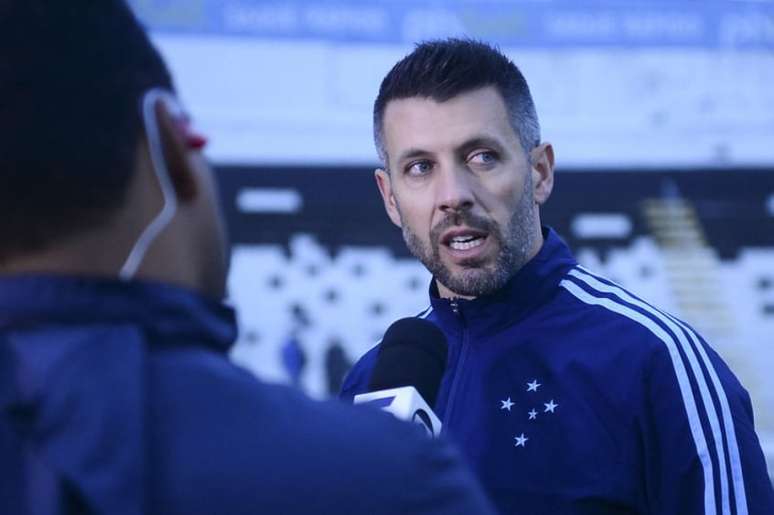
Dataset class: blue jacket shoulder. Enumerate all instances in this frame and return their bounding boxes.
[339,341,380,401]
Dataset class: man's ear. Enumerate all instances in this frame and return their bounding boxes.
[374,168,402,228]
[154,98,198,202]
[530,142,555,206]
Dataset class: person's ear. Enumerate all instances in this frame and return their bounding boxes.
[375,168,402,228]
[154,98,198,202]
[530,143,555,206]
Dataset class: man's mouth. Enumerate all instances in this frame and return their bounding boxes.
[441,229,489,252]
[448,234,486,251]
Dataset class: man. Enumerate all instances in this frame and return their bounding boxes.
[341,39,774,514]
[0,4,496,514]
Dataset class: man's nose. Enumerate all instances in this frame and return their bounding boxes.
[436,165,475,214]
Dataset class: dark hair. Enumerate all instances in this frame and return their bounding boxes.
[373,38,540,167]
[0,0,173,261]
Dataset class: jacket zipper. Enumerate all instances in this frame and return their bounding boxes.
[442,299,469,429]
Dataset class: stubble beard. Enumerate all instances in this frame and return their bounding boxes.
[400,175,538,298]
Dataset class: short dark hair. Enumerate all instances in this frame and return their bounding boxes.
[373,38,540,167]
[0,0,173,261]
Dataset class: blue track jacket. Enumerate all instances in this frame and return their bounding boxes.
[0,275,495,515]
[342,228,774,515]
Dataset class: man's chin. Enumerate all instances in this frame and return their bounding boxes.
[441,257,492,277]
[437,266,501,298]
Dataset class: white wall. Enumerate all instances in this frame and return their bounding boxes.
[153,35,774,168]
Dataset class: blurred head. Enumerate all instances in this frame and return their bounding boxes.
[373,39,554,299]
[0,0,228,298]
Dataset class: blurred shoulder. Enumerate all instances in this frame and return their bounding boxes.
[146,347,492,514]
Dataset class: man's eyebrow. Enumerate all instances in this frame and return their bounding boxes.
[396,147,433,165]
[456,136,506,154]
[394,136,508,165]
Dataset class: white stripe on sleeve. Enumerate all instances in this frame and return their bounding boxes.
[560,278,718,515]
[572,266,747,515]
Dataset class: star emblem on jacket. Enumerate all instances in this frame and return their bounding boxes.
[544,400,558,413]
[499,377,559,450]
[514,433,528,447]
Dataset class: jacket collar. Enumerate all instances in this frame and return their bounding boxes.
[0,274,237,352]
[428,227,577,339]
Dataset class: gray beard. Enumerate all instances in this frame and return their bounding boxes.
[400,177,537,298]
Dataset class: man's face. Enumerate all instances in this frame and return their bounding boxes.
[376,86,552,298]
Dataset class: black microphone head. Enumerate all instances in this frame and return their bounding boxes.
[368,318,448,407]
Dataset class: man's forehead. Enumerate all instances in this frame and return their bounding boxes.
[382,86,516,155]
[383,86,509,124]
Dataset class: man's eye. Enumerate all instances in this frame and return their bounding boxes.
[406,161,432,176]
[468,151,497,166]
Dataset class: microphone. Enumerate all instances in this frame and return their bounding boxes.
[354,318,447,437]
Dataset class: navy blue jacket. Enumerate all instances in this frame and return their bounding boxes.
[342,229,774,515]
[0,275,495,515]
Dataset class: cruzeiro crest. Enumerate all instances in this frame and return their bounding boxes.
[499,379,559,448]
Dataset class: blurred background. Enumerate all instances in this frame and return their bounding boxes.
[129,0,773,475]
